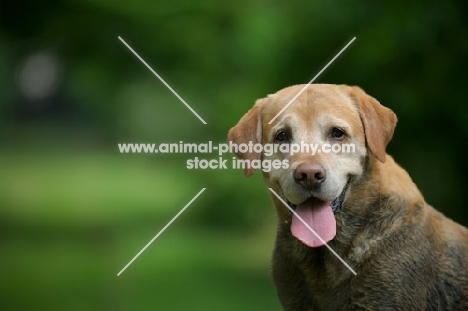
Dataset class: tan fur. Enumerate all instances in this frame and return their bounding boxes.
[228,84,468,310]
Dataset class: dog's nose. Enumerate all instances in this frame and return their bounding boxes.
[294,163,326,189]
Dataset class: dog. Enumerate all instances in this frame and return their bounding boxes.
[228,84,468,310]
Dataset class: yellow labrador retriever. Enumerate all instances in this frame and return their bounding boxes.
[228,84,468,310]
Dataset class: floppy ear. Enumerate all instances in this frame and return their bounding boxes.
[349,86,397,163]
[227,99,264,177]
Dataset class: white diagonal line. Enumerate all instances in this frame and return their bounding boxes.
[118,36,207,125]
[117,188,206,276]
[268,37,356,124]
[268,188,357,275]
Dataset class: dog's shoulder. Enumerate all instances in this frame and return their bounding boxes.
[375,155,423,205]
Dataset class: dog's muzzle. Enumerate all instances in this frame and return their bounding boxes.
[288,178,351,213]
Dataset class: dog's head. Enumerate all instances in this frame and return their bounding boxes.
[228,84,397,247]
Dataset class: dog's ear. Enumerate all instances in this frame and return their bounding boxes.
[227,99,264,177]
[349,86,397,163]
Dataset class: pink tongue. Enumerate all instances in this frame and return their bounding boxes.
[291,199,336,248]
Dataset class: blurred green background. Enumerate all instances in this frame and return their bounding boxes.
[1,0,468,310]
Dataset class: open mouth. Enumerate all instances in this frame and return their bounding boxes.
[287,178,350,248]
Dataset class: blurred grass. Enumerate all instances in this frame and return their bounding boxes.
[0,147,281,310]
[0,152,190,225]
[1,226,280,311]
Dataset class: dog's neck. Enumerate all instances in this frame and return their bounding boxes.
[337,154,425,251]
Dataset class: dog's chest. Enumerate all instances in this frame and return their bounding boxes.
[273,235,354,310]
[302,264,353,310]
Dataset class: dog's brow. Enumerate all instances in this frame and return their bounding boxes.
[268,37,356,125]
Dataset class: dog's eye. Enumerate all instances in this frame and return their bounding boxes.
[331,127,345,139]
[275,131,290,143]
